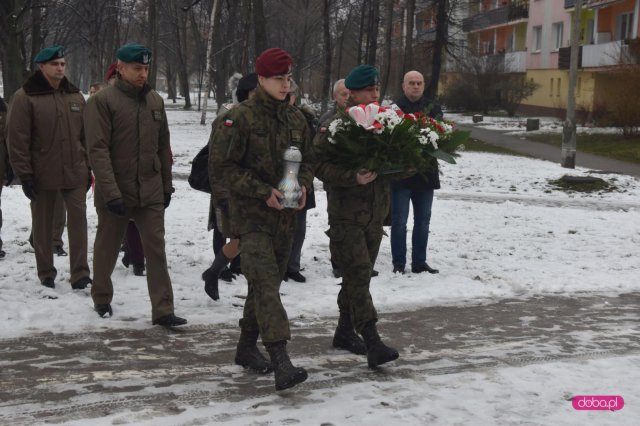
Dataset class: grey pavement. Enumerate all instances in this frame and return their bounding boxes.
[1,292,639,424]
[459,124,640,178]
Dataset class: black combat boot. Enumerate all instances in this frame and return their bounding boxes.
[202,251,231,301]
[333,311,367,355]
[361,321,399,369]
[235,329,273,374]
[265,341,308,391]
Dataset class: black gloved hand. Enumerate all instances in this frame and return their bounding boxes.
[164,192,172,209]
[21,179,37,200]
[106,198,126,217]
[87,169,93,192]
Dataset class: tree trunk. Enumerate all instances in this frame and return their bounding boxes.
[380,0,393,101]
[241,0,252,72]
[200,0,220,125]
[147,0,159,89]
[403,0,415,73]
[426,0,448,99]
[321,0,332,113]
[253,0,267,54]
[165,62,177,103]
[366,0,380,66]
[357,0,368,64]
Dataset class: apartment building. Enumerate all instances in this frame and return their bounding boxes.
[453,0,639,118]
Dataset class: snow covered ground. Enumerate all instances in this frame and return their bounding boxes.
[1,106,639,425]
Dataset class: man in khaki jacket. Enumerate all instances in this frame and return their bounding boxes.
[84,43,186,327]
[7,45,91,289]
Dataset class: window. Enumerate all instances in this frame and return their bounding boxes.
[556,78,561,98]
[618,12,634,40]
[552,22,564,50]
[507,29,516,52]
[533,26,542,51]
[549,78,554,97]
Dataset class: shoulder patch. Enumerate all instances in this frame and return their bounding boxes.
[319,127,327,133]
[224,119,234,127]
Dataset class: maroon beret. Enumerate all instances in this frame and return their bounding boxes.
[105,63,118,81]
[255,48,292,77]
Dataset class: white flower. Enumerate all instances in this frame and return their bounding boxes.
[328,137,336,144]
[328,118,344,136]
[418,128,440,149]
[374,109,402,131]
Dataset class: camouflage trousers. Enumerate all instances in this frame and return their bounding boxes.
[328,221,383,333]
[239,225,295,343]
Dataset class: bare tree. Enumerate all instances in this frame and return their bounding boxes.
[365,0,380,65]
[425,0,448,100]
[403,0,415,73]
[379,0,393,100]
[200,0,221,124]
[253,0,267,54]
[321,0,332,112]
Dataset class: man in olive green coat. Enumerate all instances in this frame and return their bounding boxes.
[315,64,400,370]
[7,45,91,289]
[210,48,314,391]
[84,43,186,327]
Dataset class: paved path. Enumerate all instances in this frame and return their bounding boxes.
[459,125,640,177]
[1,292,639,424]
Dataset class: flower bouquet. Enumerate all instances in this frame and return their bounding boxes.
[322,102,468,175]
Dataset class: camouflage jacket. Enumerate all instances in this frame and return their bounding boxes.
[314,108,391,227]
[210,86,315,236]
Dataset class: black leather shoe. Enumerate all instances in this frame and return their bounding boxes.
[0,249,5,259]
[71,276,92,290]
[95,303,113,317]
[286,271,306,283]
[41,277,55,288]
[153,314,187,327]
[412,263,439,274]
[133,264,145,276]
[54,246,68,256]
[392,265,405,274]
[219,267,235,282]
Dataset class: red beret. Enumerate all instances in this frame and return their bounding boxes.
[105,63,118,81]
[255,48,292,77]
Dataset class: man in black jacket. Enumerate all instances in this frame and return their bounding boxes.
[391,70,442,275]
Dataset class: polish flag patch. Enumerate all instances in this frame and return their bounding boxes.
[319,127,327,133]
[224,119,234,127]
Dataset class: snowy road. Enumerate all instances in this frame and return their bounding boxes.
[2,292,639,425]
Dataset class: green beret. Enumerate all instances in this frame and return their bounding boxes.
[34,45,65,64]
[116,43,152,64]
[345,64,380,90]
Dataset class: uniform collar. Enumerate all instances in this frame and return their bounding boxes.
[115,77,151,99]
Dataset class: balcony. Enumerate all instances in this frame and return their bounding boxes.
[504,51,527,72]
[463,1,529,33]
[582,40,636,67]
[558,46,583,69]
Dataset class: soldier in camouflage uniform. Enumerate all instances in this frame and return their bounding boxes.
[210,48,314,391]
[315,64,400,369]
